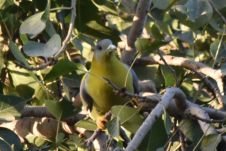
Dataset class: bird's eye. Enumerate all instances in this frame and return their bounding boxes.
[97,45,102,51]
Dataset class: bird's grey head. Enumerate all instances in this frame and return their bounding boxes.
[94,39,116,60]
[95,39,116,51]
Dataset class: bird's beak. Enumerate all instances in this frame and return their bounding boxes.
[107,44,116,50]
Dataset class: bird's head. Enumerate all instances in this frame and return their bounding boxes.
[93,39,117,61]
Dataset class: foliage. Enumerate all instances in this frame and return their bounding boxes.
[0,0,226,150]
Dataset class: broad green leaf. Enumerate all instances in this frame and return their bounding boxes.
[19,34,29,44]
[111,105,143,133]
[209,16,226,32]
[160,65,176,87]
[0,127,23,151]
[45,20,57,37]
[174,31,194,44]
[135,38,166,55]
[175,0,213,29]
[139,118,168,151]
[42,0,50,21]
[8,62,40,93]
[147,22,164,40]
[91,0,117,15]
[179,119,203,145]
[72,38,83,52]
[211,0,226,10]
[210,39,226,63]
[9,41,29,67]
[185,0,199,21]
[45,59,87,81]
[201,134,221,151]
[0,94,26,121]
[185,0,213,27]
[16,84,35,100]
[75,0,119,41]
[75,119,97,131]
[45,98,79,120]
[19,0,50,38]
[56,132,65,144]
[220,62,226,76]
[0,0,6,9]
[23,34,61,58]
[0,139,11,151]
[162,111,172,135]
[19,12,46,38]
[153,0,173,10]
[107,117,120,138]
[25,133,46,147]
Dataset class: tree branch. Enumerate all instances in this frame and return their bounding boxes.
[126,87,186,151]
[121,0,153,64]
[136,55,225,109]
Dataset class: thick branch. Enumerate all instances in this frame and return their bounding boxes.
[121,0,153,64]
[137,55,224,108]
[126,87,185,151]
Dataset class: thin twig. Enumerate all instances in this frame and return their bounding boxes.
[186,112,226,123]
[54,0,76,58]
[85,112,112,147]
[103,77,159,103]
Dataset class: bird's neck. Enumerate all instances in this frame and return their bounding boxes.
[90,53,121,74]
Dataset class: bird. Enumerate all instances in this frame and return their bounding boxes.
[80,39,139,129]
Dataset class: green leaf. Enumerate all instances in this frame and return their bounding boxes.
[56,133,65,144]
[139,118,168,151]
[135,38,166,55]
[185,0,213,27]
[0,95,26,121]
[23,34,61,58]
[19,34,29,44]
[45,59,87,81]
[9,41,29,67]
[160,65,176,87]
[211,0,226,10]
[0,0,6,9]
[153,0,173,10]
[162,111,172,135]
[91,0,117,15]
[0,139,11,151]
[19,12,46,38]
[25,133,46,147]
[179,119,203,144]
[75,0,119,41]
[42,0,50,21]
[75,119,97,131]
[210,39,226,63]
[201,134,221,151]
[107,117,120,138]
[0,127,23,151]
[45,20,57,37]
[19,0,50,38]
[8,62,40,92]
[46,98,79,120]
[15,84,35,100]
[111,105,143,133]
